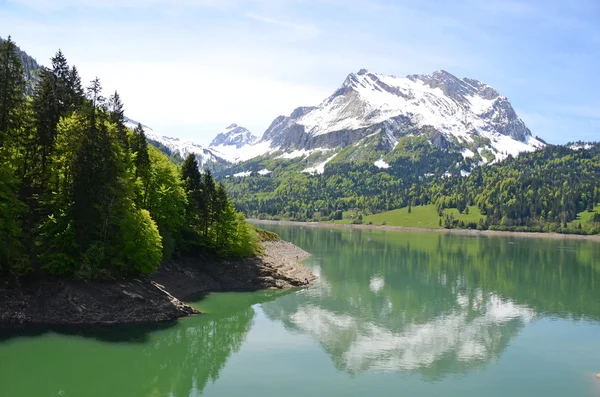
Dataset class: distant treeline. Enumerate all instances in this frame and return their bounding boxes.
[222,135,600,234]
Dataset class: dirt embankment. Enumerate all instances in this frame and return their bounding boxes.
[251,219,600,242]
[0,240,316,327]
[152,240,316,301]
[0,277,197,327]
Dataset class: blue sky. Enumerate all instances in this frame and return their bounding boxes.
[1,0,598,145]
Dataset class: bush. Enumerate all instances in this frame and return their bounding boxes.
[116,207,163,275]
[255,228,281,242]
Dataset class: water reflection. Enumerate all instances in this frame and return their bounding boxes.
[260,225,600,380]
[0,290,289,397]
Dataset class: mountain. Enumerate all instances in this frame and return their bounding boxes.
[207,124,270,164]
[1,36,41,94]
[206,69,544,177]
[210,124,257,148]
[261,69,542,163]
[124,117,227,166]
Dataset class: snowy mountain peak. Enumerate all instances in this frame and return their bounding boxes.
[210,123,257,149]
[408,70,500,103]
[257,68,543,162]
[123,117,224,166]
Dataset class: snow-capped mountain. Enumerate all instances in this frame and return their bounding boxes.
[207,124,269,163]
[260,69,543,161]
[202,69,544,175]
[124,117,225,166]
[210,124,257,148]
[128,69,545,174]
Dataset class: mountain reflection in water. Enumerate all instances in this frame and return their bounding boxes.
[260,225,600,380]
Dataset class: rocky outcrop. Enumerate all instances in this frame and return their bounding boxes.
[152,240,317,301]
[0,277,198,327]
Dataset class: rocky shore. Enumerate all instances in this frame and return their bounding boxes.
[152,240,316,301]
[0,240,315,327]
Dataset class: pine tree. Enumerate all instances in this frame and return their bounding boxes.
[32,68,60,179]
[108,91,128,149]
[51,50,71,115]
[68,66,84,110]
[202,168,216,237]
[181,154,204,234]
[131,123,151,205]
[71,79,116,251]
[0,36,25,147]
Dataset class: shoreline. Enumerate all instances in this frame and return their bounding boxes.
[0,240,316,328]
[250,219,600,242]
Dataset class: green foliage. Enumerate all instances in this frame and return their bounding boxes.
[0,164,27,272]
[222,140,600,235]
[0,40,258,278]
[115,205,163,275]
[255,228,281,242]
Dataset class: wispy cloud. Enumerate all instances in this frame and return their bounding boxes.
[246,13,320,40]
[6,0,231,10]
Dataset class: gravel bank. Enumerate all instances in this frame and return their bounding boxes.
[152,240,317,301]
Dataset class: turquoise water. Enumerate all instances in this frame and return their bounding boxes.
[1,225,600,396]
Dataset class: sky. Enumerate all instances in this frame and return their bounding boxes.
[0,0,599,146]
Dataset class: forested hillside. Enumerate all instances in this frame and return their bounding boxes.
[0,37,258,277]
[223,139,600,234]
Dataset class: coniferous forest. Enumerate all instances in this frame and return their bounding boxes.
[222,137,600,235]
[0,37,258,277]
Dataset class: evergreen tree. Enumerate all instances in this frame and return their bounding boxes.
[181,154,204,234]
[51,50,71,115]
[131,123,151,205]
[71,79,116,251]
[68,66,84,110]
[202,168,216,236]
[32,68,60,179]
[108,91,128,149]
[0,36,25,146]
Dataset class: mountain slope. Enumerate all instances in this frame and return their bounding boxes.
[124,118,228,166]
[210,124,257,148]
[260,69,542,161]
[213,69,543,177]
[1,36,41,94]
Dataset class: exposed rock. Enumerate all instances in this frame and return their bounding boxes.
[0,277,198,328]
[152,240,317,301]
[210,124,257,148]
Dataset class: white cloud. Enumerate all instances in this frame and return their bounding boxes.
[79,60,329,144]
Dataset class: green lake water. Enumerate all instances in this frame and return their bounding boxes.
[2,225,600,396]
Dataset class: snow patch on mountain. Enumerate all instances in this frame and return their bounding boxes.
[124,117,221,166]
[374,159,390,169]
[209,139,273,163]
[462,149,475,158]
[277,147,333,160]
[302,153,337,174]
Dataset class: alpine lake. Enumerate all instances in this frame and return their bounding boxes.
[1,224,600,397]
